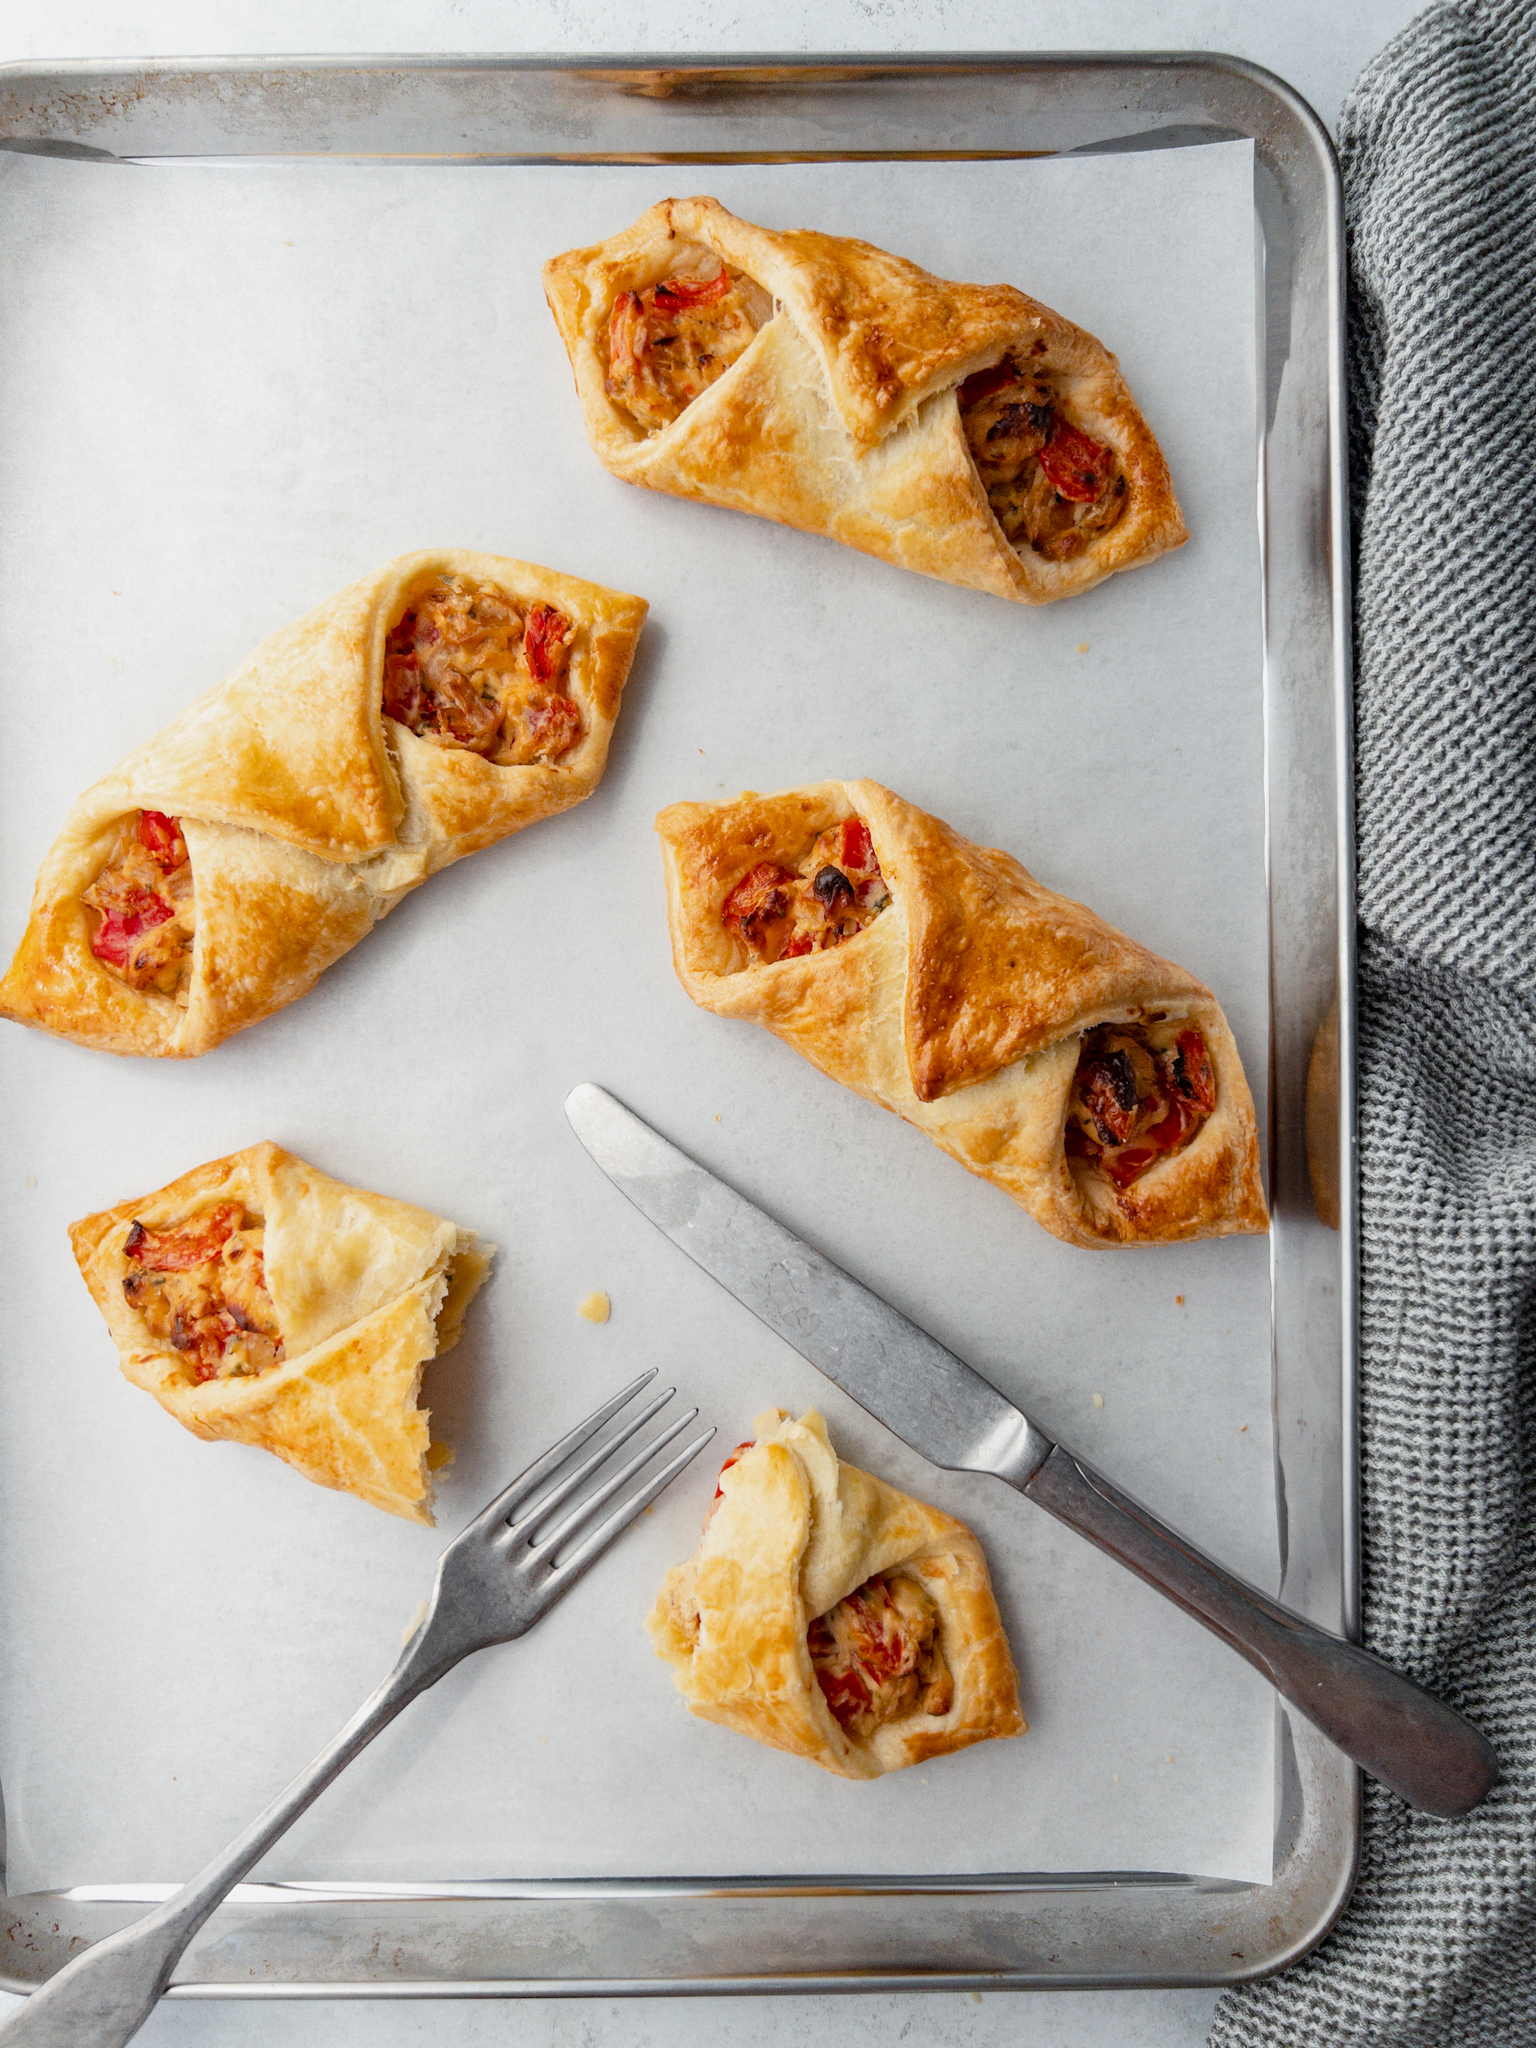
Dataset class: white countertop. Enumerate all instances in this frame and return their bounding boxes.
[0,3,1420,2044]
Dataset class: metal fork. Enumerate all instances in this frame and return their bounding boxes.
[0,1371,712,2048]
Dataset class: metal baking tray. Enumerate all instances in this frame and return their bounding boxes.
[0,53,1354,1998]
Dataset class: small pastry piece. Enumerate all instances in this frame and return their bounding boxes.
[656,780,1267,1249]
[0,551,647,1057]
[69,1143,493,1523]
[649,1409,1023,1779]
[545,196,1186,605]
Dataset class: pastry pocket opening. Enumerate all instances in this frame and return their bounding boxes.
[1063,1017,1218,1197]
[602,247,776,439]
[719,811,892,970]
[957,350,1130,566]
[808,1569,956,1744]
[117,1197,283,1389]
[80,808,197,1003]
[381,571,588,770]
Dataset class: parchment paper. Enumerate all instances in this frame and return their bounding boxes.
[0,141,1275,1892]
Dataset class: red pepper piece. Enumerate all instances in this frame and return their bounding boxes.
[957,359,1021,408]
[1103,1145,1158,1189]
[841,816,874,872]
[526,693,582,759]
[138,811,187,870]
[90,885,175,971]
[525,603,571,686]
[124,1200,242,1272]
[652,270,732,310]
[1039,418,1115,503]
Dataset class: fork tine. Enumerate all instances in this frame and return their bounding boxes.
[544,1426,717,1590]
[467,1370,658,1536]
[504,1384,679,1543]
[524,1404,703,1560]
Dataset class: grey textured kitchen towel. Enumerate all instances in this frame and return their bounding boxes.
[1209,2,1536,2043]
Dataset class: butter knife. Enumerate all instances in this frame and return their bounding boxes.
[565,1082,1496,1818]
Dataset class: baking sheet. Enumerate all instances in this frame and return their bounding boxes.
[0,140,1274,1894]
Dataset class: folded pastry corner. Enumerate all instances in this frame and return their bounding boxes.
[545,196,1186,605]
[649,1408,1023,1779]
[0,551,647,1057]
[656,779,1267,1248]
[69,1142,493,1523]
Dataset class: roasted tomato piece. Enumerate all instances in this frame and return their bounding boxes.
[1038,418,1116,503]
[124,1200,242,1272]
[524,693,582,759]
[1077,1047,1141,1146]
[722,862,797,958]
[1170,1028,1217,1113]
[524,603,571,687]
[608,289,647,380]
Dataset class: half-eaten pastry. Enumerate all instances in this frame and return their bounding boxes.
[69,1142,493,1522]
[545,196,1186,605]
[649,1409,1023,1779]
[656,780,1267,1248]
[0,551,647,1056]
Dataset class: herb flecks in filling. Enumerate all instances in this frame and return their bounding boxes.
[808,1572,954,1740]
[722,816,890,966]
[959,353,1127,561]
[1066,1023,1217,1192]
[83,810,194,997]
[122,1201,284,1383]
[607,263,765,434]
[382,577,582,767]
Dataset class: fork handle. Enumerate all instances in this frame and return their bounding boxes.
[0,1629,453,2048]
[1023,1446,1499,1818]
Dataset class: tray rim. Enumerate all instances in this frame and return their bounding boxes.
[0,46,1358,1998]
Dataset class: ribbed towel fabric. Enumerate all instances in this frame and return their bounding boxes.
[1209,3,1536,2042]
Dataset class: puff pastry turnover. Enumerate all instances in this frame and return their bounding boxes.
[0,551,647,1057]
[545,196,1186,605]
[649,1409,1023,1779]
[69,1142,492,1523]
[656,780,1267,1249]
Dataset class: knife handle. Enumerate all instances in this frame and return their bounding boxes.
[1022,1445,1497,1818]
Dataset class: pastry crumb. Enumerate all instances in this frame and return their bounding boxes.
[1092,1393,1104,1408]
[23,1175,36,1189]
[579,1290,611,1323]
[1076,642,1090,653]
[1241,1423,1248,1432]
[425,1440,454,1472]
[402,1598,429,1645]
[1175,1294,1184,1305]
[967,1991,982,2005]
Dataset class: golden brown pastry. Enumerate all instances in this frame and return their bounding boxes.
[656,780,1267,1249]
[544,196,1186,605]
[0,551,647,1057]
[649,1408,1023,1779]
[69,1142,492,1523]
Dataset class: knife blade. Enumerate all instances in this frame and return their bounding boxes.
[564,1080,1053,1486]
[565,1081,1499,1819]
